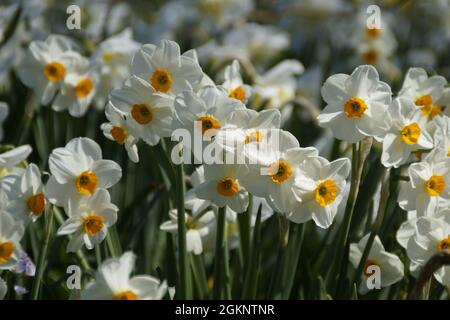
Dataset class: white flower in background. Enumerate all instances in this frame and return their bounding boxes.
[160,209,215,255]
[215,108,281,154]
[185,165,211,215]
[57,189,118,252]
[173,86,245,157]
[91,28,140,109]
[399,67,447,121]
[101,103,139,163]
[350,234,404,293]
[131,39,203,96]
[402,216,450,286]
[52,56,98,117]
[46,137,122,210]
[398,152,450,216]
[220,60,252,103]
[194,0,254,30]
[0,277,6,300]
[432,116,450,159]
[0,102,9,142]
[81,251,167,300]
[0,211,25,271]
[195,162,249,213]
[17,35,83,105]
[290,157,350,228]
[252,60,304,108]
[241,129,318,214]
[109,76,174,146]
[0,145,32,177]
[6,163,46,222]
[317,65,392,143]
[380,97,433,168]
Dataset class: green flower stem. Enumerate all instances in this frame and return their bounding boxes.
[95,244,102,267]
[175,163,190,299]
[189,254,208,299]
[31,204,55,300]
[237,194,252,269]
[352,168,390,288]
[213,206,230,299]
[331,138,372,295]
[242,204,262,299]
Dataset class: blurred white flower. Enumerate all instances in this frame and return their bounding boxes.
[318,65,392,143]
[81,251,167,300]
[57,189,118,252]
[46,137,122,211]
[17,35,84,105]
[91,28,140,109]
[252,60,304,108]
[6,163,46,222]
[220,59,252,103]
[109,76,174,146]
[380,97,433,168]
[290,157,350,228]
[101,103,139,163]
[350,234,404,293]
[131,40,203,96]
[0,145,32,177]
[0,211,25,271]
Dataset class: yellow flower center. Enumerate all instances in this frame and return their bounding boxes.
[415,94,432,107]
[447,148,450,157]
[75,171,98,195]
[421,104,442,121]
[400,122,420,145]
[269,160,292,184]
[131,104,153,125]
[0,242,13,265]
[102,52,117,62]
[363,258,381,277]
[344,97,368,118]
[414,151,423,160]
[229,86,246,102]
[27,193,45,216]
[244,130,263,144]
[314,180,338,206]
[197,114,221,135]
[438,236,450,252]
[44,61,65,82]
[113,290,138,300]
[83,213,104,236]
[217,177,239,197]
[424,175,445,196]
[366,27,381,38]
[362,49,379,64]
[74,78,94,99]
[151,68,173,93]
[111,126,128,145]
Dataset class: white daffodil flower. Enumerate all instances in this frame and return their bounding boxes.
[290,157,351,228]
[195,162,249,213]
[380,97,433,168]
[52,56,98,117]
[6,163,46,222]
[17,35,83,105]
[81,251,167,300]
[0,211,25,271]
[317,65,392,143]
[91,28,140,109]
[109,75,174,146]
[0,145,32,177]
[350,234,404,293]
[185,166,211,216]
[241,129,318,214]
[0,102,9,142]
[252,60,304,108]
[401,216,450,286]
[398,152,450,216]
[46,137,122,211]
[432,116,450,159]
[131,39,203,96]
[57,189,118,252]
[220,59,252,103]
[101,103,139,163]
[398,67,447,121]
[160,209,215,255]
